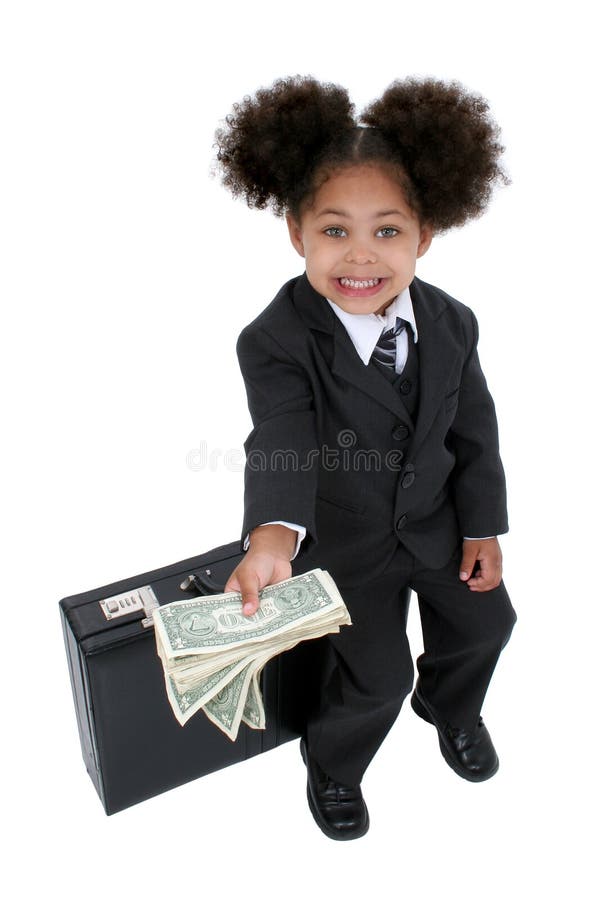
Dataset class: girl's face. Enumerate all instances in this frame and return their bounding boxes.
[286,164,433,316]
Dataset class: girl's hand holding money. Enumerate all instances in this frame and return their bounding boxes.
[224,524,297,617]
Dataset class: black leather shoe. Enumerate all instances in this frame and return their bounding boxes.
[299,736,369,840]
[410,681,499,782]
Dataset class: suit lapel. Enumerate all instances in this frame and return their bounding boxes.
[292,272,461,459]
[408,277,461,458]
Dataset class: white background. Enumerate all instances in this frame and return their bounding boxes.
[2,1,598,897]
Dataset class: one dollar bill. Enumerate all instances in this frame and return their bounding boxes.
[152,568,351,740]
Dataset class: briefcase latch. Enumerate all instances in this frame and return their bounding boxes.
[99,584,160,629]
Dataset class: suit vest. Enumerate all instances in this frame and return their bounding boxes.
[368,332,420,484]
[368,327,420,425]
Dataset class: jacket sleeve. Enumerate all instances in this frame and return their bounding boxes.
[236,323,320,556]
[446,309,509,538]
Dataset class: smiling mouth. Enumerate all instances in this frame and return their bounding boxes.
[338,276,382,289]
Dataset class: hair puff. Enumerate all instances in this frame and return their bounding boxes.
[211,74,356,217]
[212,74,510,232]
[359,77,511,230]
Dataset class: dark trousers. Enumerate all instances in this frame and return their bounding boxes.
[304,541,517,788]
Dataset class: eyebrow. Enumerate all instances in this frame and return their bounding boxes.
[316,207,409,219]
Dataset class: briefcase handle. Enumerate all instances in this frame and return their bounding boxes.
[179,570,226,595]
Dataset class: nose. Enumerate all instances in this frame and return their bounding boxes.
[345,240,377,265]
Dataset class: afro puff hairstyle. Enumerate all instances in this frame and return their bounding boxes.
[211,74,510,233]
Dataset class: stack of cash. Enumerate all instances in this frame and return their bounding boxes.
[152,568,352,741]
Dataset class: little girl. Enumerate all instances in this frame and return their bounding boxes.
[214,74,517,841]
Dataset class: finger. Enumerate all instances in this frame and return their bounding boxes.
[467,578,498,592]
[467,573,493,591]
[466,557,500,591]
[237,572,261,617]
[459,545,478,582]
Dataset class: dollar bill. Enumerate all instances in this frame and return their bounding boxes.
[154,569,350,658]
[152,568,351,740]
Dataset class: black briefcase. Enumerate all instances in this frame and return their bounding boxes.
[59,539,325,815]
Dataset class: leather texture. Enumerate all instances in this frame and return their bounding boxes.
[411,678,499,781]
[59,540,324,815]
[299,736,369,840]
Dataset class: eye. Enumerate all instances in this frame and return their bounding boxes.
[377,226,399,237]
[323,226,347,237]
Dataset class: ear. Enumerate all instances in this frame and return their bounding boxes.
[416,224,434,258]
[286,213,305,258]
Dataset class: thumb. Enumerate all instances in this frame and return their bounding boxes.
[224,574,240,594]
[237,572,261,617]
[459,543,478,581]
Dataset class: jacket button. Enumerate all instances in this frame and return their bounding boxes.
[399,379,412,395]
[396,514,408,530]
[401,472,415,488]
[392,424,410,441]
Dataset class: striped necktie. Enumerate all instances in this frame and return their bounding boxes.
[371,316,410,380]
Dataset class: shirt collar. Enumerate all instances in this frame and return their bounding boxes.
[324,285,418,366]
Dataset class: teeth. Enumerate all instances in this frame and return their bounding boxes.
[340,277,380,289]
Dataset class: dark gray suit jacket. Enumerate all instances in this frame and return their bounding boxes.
[236,271,508,586]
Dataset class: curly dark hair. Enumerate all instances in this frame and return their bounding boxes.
[211,74,510,233]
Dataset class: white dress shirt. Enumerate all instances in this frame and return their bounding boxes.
[243,288,494,559]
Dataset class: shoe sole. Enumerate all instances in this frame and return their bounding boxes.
[299,738,370,841]
[410,690,499,783]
